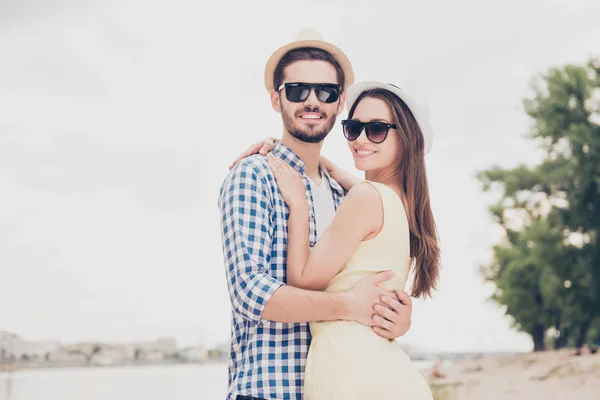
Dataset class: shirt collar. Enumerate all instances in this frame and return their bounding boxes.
[271,141,306,174]
[272,141,346,197]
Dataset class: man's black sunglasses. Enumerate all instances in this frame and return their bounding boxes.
[341,120,397,144]
[278,82,341,104]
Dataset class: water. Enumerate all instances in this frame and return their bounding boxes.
[0,364,228,400]
[0,361,433,400]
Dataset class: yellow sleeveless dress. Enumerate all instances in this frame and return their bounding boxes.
[304,181,433,400]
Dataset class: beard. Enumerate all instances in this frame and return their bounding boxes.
[282,106,337,144]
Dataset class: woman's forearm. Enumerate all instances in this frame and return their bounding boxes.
[320,155,361,191]
[330,168,361,191]
[286,206,311,287]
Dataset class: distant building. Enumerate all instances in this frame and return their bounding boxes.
[178,344,208,362]
[197,344,208,361]
[1,333,187,366]
[91,346,137,366]
[104,343,135,360]
[47,350,87,365]
[133,337,178,360]
[65,343,98,358]
[141,351,165,361]
[154,338,178,356]
[0,331,61,360]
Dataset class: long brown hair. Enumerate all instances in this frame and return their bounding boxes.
[348,89,440,298]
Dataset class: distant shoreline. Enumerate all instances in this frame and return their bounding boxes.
[0,357,438,375]
[1,351,521,375]
[0,358,228,374]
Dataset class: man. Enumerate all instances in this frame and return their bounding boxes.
[218,29,413,400]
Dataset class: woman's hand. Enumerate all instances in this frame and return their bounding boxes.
[267,154,308,211]
[229,137,278,170]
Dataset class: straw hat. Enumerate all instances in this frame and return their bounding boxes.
[264,28,354,92]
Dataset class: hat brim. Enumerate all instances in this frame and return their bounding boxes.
[346,81,434,155]
[264,40,354,92]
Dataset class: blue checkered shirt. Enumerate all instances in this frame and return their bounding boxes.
[218,142,345,400]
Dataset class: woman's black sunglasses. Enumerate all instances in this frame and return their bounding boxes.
[278,82,341,104]
[341,120,397,144]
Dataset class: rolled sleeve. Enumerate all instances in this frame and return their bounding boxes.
[219,161,284,322]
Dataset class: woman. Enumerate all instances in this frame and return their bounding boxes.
[239,81,439,399]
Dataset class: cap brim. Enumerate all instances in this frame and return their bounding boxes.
[264,40,354,92]
[346,81,433,155]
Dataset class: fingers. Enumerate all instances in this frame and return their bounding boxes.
[229,142,262,170]
[268,154,299,178]
[267,155,295,184]
[372,313,394,331]
[370,270,395,285]
[258,145,269,155]
[373,302,410,339]
[372,326,394,340]
[242,142,262,158]
[282,162,297,177]
[374,303,397,322]
[267,154,283,178]
[229,138,279,169]
[394,290,413,307]
[258,137,278,155]
[380,294,402,312]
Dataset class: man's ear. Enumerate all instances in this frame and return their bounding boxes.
[336,92,347,116]
[271,90,282,113]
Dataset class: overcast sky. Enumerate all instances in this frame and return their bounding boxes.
[1,0,599,353]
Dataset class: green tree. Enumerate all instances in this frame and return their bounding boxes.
[480,213,569,350]
[478,58,600,351]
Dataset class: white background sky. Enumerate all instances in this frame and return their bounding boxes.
[1,0,599,353]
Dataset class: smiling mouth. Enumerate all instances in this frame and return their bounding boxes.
[354,148,377,158]
[298,112,324,121]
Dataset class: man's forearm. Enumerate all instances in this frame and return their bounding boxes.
[261,285,349,323]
